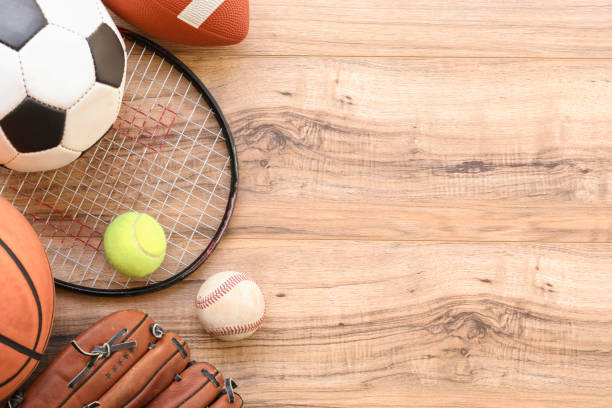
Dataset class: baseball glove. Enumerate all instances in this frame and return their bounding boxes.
[7,310,244,408]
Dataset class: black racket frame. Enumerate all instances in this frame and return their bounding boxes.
[56,29,239,296]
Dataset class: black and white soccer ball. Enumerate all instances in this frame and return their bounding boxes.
[0,0,126,172]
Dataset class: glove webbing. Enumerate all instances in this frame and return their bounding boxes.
[68,328,137,389]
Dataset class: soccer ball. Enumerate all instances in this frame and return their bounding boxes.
[0,0,126,173]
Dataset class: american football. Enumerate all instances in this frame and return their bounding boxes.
[103,0,249,46]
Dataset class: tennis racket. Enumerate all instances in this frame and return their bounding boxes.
[0,29,238,296]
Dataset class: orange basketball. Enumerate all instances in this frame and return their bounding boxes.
[0,196,55,401]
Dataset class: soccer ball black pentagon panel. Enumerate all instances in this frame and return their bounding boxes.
[0,0,126,173]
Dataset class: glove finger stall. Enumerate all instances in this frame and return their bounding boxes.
[92,332,190,408]
[21,310,158,408]
[146,361,224,408]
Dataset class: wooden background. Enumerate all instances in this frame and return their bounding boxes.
[48,1,612,407]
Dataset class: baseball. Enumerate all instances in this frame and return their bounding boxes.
[196,271,265,341]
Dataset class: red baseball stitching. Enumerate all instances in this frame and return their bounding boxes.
[195,273,252,310]
[205,314,265,338]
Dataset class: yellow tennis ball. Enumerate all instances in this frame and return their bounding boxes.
[103,212,167,278]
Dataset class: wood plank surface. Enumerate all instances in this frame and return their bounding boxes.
[48,240,612,407]
[34,2,612,408]
[186,57,612,242]
[115,1,612,58]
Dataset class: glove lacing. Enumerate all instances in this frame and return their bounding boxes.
[7,390,24,408]
[68,328,136,389]
[225,378,238,403]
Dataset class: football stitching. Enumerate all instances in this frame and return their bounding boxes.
[9,0,49,51]
[18,25,95,112]
[204,314,265,337]
[67,81,95,110]
[3,149,20,166]
[97,3,124,48]
[35,0,50,22]
[105,21,126,142]
[4,53,28,162]
[195,273,252,310]
[2,2,120,165]
[114,66,126,128]
[58,143,81,153]
[59,83,102,152]
[60,22,98,110]
[0,129,19,162]
[93,0,105,20]
[95,1,126,52]
[13,50,70,158]
[17,40,62,112]
[39,0,104,38]
[16,54,29,101]
[48,19,96,40]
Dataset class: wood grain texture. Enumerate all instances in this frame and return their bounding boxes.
[113,1,612,57]
[47,240,612,407]
[32,2,612,408]
[183,57,611,242]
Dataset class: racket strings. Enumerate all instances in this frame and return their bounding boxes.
[0,37,234,291]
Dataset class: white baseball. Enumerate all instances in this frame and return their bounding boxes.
[195,271,265,341]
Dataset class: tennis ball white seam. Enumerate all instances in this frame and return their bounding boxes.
[131,213,163,259]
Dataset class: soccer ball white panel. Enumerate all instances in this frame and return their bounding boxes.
[63,83,121,152]
[20,25,95,110]
[36,0,102,37]
[0,128,19,164]
[0,45,26,118]
[5,145,80,173]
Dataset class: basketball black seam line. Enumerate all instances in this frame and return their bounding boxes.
[120,340,187,408]
[0,238,43,354]
[0,236,44,388]
[59,314,149,407]
[0,357,32,388]
[0,334,43,360]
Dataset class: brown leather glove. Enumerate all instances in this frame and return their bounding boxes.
[209,379,245,408]
[147,362,225,407]
[17,310,161,408]
[148,366,243,408]
[87,332,190,408]
[8,310,245,408]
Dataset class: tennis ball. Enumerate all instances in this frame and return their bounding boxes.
[103,212,167,278]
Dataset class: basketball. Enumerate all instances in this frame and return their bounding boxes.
[0,196,55,401]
